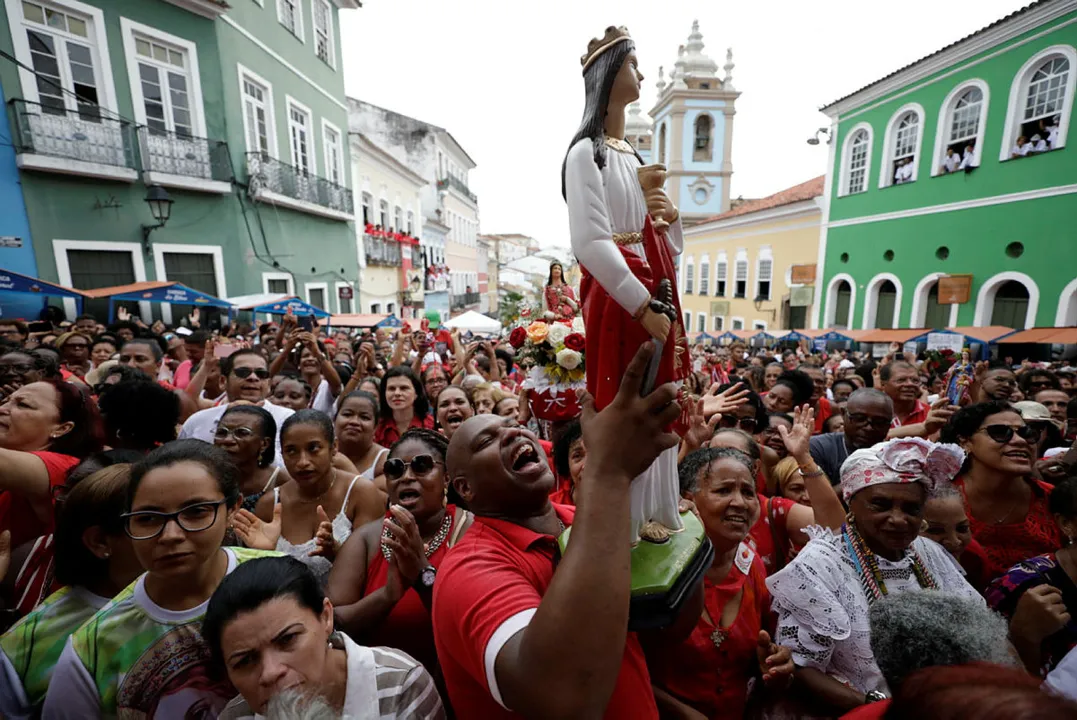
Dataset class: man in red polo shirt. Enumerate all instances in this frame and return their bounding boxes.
[433,342,685,719]
[882,360,956,440]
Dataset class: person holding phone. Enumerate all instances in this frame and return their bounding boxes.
[269,330,342,415]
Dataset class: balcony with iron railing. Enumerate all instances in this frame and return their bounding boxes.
[450,291,481,310]
[363,234,402,266]
[139,126,232,194]
[437,174,477,204]
[8,98,138,182]
[247,153,354,221]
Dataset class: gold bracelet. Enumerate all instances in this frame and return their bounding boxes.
[632,297,650,321]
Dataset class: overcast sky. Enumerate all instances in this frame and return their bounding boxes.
[340,0,1027,249]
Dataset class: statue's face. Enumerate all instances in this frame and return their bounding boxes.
[610,51,643,106]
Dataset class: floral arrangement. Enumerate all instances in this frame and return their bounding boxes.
[509,315,586,385]
[922,348,958,377]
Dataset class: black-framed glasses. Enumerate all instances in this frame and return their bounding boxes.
[846,413,894,431]
[978,424,1041,445]
[719,415,758,432]
[121,499,227,540]
[213,426,257,441]
[231,367,270,380]
[0,363,35,376]
[384,454,443,480]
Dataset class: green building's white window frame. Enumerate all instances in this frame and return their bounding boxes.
[305,281,329,312]
[53,239,147,320]
[973,272,1039,330]
[715,251,727,297]
[878,103,925,188]
[697,312,707,334]
[285,95,316,175]
[335,281,354,314]
[238,63,278,158]
[311,0,335,68]
[152,243,227,325]
[120,18,207,137]
[824,273,857,330]
[277,0,304,42]
[684,256,694,294]
[910,272,960,328]
[731,317,745,331]
[698,254,710,295]
[930,79,989,176]
[6,0,119,115]
[1056,278,1077,327]
[321,117,343,186]
[998,45,1075,162]
[755,247,773,302]
[838,123,873,197]
[861,272,903,330]
[713,315,724,332]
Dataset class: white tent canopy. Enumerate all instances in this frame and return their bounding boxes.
[443,310,502,334]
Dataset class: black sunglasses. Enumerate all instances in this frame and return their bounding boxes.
[232,367,270,380]
[720,415,758,432]
[978,424,1041,444]
[384,454,443,480]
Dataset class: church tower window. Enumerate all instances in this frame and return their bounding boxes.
[694,114,713,161]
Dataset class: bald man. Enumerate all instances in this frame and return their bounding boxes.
[810,388,895,487]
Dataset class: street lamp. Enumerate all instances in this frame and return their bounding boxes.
[806,127,832,146]
[141,184,174,251]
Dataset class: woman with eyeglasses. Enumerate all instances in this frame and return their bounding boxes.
[334,391,388,492]
[327,428,472,677]
[0,351,47,401]
[213,405,284,514]
[0,465,143,718]
[42,440,272,718]
[940,400,1059,584]
[987,476,1077,676]
[232,410,384,585]
[54,332,92,380]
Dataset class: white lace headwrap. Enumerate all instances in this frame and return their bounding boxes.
[839,437,965,502]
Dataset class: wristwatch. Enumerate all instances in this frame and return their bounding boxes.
[415,565,437,590]
[864,690,887,704]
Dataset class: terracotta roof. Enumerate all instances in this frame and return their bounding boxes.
[691,176,824,225]
[821,1,1045,112]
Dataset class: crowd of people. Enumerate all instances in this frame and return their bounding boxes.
[0,305,1075,718]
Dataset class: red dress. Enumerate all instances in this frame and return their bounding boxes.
[373,414,434,447]
[649,544,771,719]
[363,505,458,674]
[953,475,1060,584]
[544,283,578,322]
[580,216,690,429]
[748,495,796,575]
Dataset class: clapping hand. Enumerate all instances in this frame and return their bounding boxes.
[232,504,282,550]
[309,505,338,560]
[381,504,429,601]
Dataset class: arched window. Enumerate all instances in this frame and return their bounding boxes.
[991,281,1030,327]
[923,283,952,328]
[840,125,872,196]
[933,82,988,175]
[693,114,712,161]
[881,105,924,187]
[834,282,852,329]
[875,281,897,329]
[658,123,667,165]
[826,274,856,329]
[863,274,903,329]
[1000,46,1075,160]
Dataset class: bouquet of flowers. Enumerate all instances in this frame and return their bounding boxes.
[509,314,587,422]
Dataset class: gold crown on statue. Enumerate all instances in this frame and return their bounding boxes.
[581,26,632,73]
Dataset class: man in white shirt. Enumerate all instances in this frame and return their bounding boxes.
[1011,136,1030,158]
[1042,116,1060,148]
[900,158,915,183]
[893,159,905,185]
[959,143,976,170]
[1030,133,1048,153]
[941,148,960,174]
[178,349,294,466]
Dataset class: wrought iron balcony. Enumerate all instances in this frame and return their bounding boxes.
[8,98,137,180]
[451,291,481,310]
[363,234,401,266]
[139,127,232,192]
[437,174,477,203]
[247,153,354,220]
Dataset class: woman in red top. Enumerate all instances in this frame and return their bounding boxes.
[920,485,990,591]
[940,400,1060,584]
[648,447,794,719]
[327,428,472,676]
[0,380,103,549]
[373,366,433,447]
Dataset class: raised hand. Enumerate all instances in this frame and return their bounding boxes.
[117,306,131,322]
[232,504,282,550]
[682,397,720,454]
[700,381,751,420]
[309,505,338,560]
[778,404,815,462]
[924,397,958,434]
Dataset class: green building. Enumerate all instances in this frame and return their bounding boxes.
[0,0,360,323]
[811,0,1077,332]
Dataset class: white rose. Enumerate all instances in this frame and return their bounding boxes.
[556,348,582,370]
[571,316,585,333]
[547,323,569,346]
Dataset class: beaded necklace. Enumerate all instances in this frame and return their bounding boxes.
[842,514,938,604]
[381,511,453,561]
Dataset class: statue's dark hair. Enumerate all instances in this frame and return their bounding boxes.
[561,37,641,200]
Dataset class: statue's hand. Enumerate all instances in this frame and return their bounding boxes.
[644,187,676,222]
[640,307,670,343]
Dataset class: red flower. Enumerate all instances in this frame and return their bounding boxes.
[564,333,585,352]
[509,326,528,348]
[940,348,954,357]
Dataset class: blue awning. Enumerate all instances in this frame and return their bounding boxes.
[250,296,330,318]
[0,269,87,299]
[376,314,404,328]
[84,281,232,308]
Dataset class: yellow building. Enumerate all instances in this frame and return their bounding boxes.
[678,177,823,334]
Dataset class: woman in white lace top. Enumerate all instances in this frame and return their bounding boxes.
[765,437,983,714]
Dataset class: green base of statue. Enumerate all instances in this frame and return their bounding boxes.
[558,510,712,631]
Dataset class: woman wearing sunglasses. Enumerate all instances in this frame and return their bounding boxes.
[0,464,143,718]
[327,428,472,677]
[213,405,285,514]
[42,440,272,718]
[941,400,1059,584]
[233,410,384,585]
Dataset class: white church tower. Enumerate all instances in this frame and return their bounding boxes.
[648,20,739,218]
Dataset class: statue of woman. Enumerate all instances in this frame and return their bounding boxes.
[543,262,578,322]
[562,26,690,544]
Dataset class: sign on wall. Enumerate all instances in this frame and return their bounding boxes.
[710,301,730,316]
[938,275,973,304]
[789,286,814,307]
[790,264,817,285]
[338,285,354,300]
[927,333,965,354]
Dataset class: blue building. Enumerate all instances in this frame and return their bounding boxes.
[0,83,40,321]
